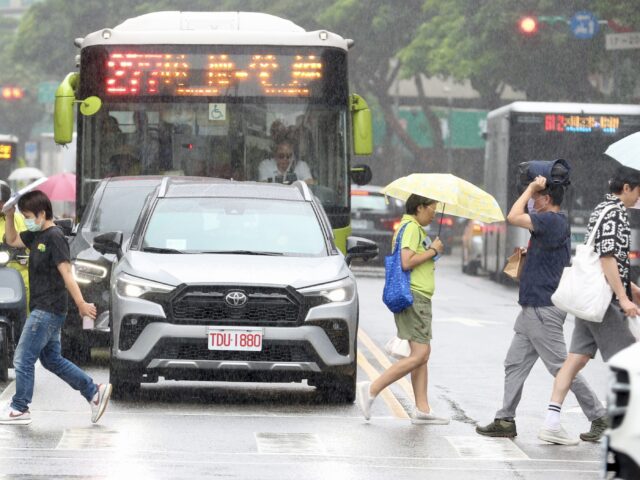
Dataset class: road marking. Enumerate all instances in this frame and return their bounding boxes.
[356,351,409,419]
[565,401,606,414]
[357,330,414,401]
[56,428,119,450]
[433,317,500,327]
[446,436,529,460]
[255,433,325,454]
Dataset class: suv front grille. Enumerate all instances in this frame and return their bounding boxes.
[152,339,320,364]
[169,285,303,326]
[609,367,630,429]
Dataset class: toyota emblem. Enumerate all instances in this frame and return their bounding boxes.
[225,291,248,307]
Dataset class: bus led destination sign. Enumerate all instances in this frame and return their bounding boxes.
[543,114,620,134]
[105,51,324,97]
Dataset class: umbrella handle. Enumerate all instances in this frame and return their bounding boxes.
[437,204,446,237]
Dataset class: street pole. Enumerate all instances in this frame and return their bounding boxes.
[444,85,453,173]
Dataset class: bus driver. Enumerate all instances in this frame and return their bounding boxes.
[258,139,314,185]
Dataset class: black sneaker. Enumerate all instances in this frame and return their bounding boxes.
[580,416,608,442]
[476,418,517,438]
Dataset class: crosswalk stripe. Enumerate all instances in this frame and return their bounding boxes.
[356,351,408,419]
[358,330,414,402]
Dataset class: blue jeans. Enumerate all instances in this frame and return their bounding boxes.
[11,309,97,412]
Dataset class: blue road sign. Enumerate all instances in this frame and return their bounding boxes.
[570,11,599,39]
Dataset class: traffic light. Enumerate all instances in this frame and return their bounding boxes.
[518,16,539,35]
[1,86,25,100]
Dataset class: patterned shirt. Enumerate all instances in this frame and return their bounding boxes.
[584,194,631,299]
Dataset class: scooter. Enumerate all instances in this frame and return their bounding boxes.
[0,243,27,382]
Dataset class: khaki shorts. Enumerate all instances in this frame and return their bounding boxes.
[570,302,636,362]
[394,291,432,344]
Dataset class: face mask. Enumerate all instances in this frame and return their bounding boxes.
[24,218,42,232]
[527,198,536,214]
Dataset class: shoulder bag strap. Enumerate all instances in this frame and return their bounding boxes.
[586,204,619,247]
[393,223,410,253]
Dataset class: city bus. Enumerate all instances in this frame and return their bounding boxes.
[0,134,18,181]
[473,101,640,281]
[53,11,372,252]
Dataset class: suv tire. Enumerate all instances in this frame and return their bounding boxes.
[0,326,9,382]
[62,330,91,365]
[316,370,356,403]
[109,362,141,400]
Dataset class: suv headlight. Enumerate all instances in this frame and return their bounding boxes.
[72,260,108,284]
[299,277,356,304]
[116,273,175,298]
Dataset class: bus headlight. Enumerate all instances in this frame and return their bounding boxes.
[299,277,356,304]
[72,260,108,284]
[0,251,10,266]
[116,273,174,298]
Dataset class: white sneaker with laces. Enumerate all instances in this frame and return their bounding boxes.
[411,407,450,425]
[0,404,32,425]
[90,383,113,424]
[538,425,579,446]
[355,381,375,421]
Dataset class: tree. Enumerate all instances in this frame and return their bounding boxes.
[400,0,615,106]
[320,0,449,174]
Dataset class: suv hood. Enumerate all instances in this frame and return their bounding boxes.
[118,251,349,289]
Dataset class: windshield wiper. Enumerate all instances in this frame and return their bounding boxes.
[198,250,284,256]
[142,247,186,254]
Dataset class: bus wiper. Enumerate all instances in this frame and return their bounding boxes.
[199,250,284,256]
[142,246,186,254]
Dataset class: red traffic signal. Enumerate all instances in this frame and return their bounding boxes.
[518,16,539,35]
[1,86,25,100]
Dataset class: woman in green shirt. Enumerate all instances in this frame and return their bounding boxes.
[356,194,450,424]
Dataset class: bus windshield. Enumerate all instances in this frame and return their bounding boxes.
[77,45,350,218]
[79,102,348,212]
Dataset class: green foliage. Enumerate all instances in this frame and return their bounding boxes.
[400,0,617,104]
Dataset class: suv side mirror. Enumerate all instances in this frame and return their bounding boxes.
[54,218,74,237]
[345,236,379,266]
[93,231,123,259]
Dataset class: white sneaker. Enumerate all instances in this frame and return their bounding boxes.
[0,404,32,425]
[411,407,450,425]
[355,381,375,421]
[538,425,579,446]
[90,383,113,424]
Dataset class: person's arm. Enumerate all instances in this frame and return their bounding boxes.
[3,207,26,248]
[57,261,97,320]
[506,176,547,230]
[400,238,443,270]
[601,256,638,316]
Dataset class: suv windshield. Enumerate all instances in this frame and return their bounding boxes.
[90,183,156,233]
[142,197,327,256]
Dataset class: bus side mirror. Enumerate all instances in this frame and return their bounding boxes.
[350,94,373,156]
[54,72,102,145]
[351,164,372,186]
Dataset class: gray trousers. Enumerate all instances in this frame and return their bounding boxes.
[495,306,606,422]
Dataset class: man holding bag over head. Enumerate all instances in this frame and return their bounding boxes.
[477,172,607,441]
[539,166,639,445]
[356,194,449,425]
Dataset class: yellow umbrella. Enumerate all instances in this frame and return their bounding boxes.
[382,173,504,224]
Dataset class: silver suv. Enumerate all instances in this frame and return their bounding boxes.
[94,177,377,402]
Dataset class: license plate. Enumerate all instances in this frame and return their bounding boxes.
[351,219,373,229]
[207,327,264,351]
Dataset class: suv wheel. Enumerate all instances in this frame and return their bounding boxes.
[0,326,9,382]
[109,362,141,400]
[316,371,356,403]
[62,331,91,365]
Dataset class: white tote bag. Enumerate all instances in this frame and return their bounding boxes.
[551,205,617,323]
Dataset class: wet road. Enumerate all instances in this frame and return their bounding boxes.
[0,251,608,479]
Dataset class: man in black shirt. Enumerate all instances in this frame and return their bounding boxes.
[0,191,112,425]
